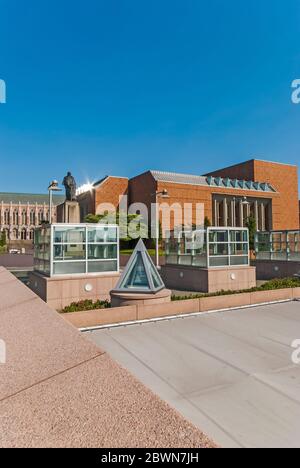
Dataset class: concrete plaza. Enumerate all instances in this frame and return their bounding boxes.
[87,301,300,448]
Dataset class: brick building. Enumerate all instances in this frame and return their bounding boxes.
[78,159,299,234]
[0,193,65,247]
[78,176,129,221]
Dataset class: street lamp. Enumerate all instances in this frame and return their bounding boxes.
[232,196,250,227]
[154,189,169,269]
[48,180,62,224]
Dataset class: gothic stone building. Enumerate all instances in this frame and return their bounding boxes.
[0,193,65,247]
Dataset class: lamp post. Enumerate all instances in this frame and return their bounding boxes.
[48,180,62,224]
[232,196,249,227]
[154,189,169,269]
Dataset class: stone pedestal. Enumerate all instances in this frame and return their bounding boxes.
[28,271,120,310]
[110,288,171,308]
[57,201,80,223]
[254,259,300,280]
[160,265,256,293]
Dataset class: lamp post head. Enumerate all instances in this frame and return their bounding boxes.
[48,180,62,192]
[155,189,170,199]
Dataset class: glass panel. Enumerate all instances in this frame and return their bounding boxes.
[230,230,248,242]
[53,244,86,260]
[53,226,86,243]
[178,255,193,266]
[166,254,179,265]
[209,230,228,243]
[209,244,229,256]
[120,252,150,290]
[144,254,164,290]
[88,244,117,260]
[88,260,118,273]
[209,257,229,267]
[87,226,117,243]
[192,254,207,267]
[230,243,248,255]
[53,262,86,275]
[230,256,248,266]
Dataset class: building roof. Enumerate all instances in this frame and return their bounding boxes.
[93,175,129,189]
[150,170,276,193]
[0,192,65,205]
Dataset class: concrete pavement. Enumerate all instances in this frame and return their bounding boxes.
[87,301,300,448]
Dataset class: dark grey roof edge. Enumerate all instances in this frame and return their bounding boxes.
[149,170,276,193]
[0,192,65,205]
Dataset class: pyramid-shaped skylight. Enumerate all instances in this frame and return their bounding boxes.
[115,239,165,293]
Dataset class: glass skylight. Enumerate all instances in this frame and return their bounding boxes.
[115,239,165,293]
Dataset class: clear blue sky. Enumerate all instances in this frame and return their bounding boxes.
[0,0,300,193]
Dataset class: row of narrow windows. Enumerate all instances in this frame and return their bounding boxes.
[1,228,34,241]
[1,209,49,225]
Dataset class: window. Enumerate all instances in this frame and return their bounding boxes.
[21,209,27,225]
[13,209,19,225]
[4,209,9,225]
[38,210,44,224]
[30,210,36,225]
[21,228,27,240]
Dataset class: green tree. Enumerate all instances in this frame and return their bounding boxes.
[204,216,211,228]
[0,231,6,247]
[85,211,148,247]
[245,215,257,250]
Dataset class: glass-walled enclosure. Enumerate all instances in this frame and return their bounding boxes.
[255,230,300,261]
[165,227,249,268]
[34,224,119,276]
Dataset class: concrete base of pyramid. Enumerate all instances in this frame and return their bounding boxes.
[110,288,171,308]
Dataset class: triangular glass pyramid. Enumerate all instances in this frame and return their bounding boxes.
[115,239,165,293]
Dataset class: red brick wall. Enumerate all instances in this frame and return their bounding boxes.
[156,181,277,230]
[206,160,255,181]
[253,160,299,230]
[128,171,157,215]
[94,177,128,214]
[208,159,299,230]
[77,191,95,221]
[128,171,278,233]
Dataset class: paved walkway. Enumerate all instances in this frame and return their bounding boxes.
[88,301,300,448]
[0,267,214,448]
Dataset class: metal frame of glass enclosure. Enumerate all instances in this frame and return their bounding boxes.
[165,227,250,268]
[34,223,119,277]
[255,230,300,262]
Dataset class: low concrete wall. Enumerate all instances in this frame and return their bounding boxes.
[254,259,300,280]
[62,287,300,328]
[63,306,138,328]
[160,264,256,293]
[0,253,33,268]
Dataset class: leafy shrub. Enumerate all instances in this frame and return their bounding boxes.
[61,299,111,313]
[171,277,300,301]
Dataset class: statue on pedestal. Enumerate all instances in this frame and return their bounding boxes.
[57,172,80,223]
[63,172,77,202]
